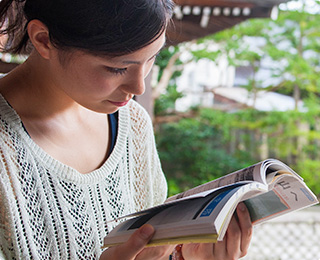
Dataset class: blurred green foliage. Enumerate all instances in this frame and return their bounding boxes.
[153,2,320,199]
[154,84,184,116]
[155,108,320,198]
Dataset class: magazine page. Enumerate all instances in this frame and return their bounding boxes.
[103,183,261,248]
[167,162,264,202]
[262,159,302,184]
[103,182,268,248]
[103,159,318,249]
[108,183,252,224]
[167,159,303,202]
[244,175,318,225]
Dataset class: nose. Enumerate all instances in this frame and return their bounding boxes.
[123,65,151,96]
[131,70,146,96]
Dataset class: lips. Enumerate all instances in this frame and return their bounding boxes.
[109,100,130,107]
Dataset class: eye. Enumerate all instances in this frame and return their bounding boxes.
[151,53,160,62]
[105,66,128,75]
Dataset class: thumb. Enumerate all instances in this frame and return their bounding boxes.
[100,224,155,260]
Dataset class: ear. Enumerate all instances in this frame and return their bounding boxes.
[27,20,53,59]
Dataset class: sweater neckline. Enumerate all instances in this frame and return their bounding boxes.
[0,93,130,184]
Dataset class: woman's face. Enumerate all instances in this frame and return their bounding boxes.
[50,32,166,114]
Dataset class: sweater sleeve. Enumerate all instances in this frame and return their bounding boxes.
[127,100,168,211]
[149,121,168,205]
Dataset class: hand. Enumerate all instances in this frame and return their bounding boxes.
[180,202,253,260]
[100,224,175,260]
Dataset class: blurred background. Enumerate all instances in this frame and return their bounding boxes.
[147,0,320,259]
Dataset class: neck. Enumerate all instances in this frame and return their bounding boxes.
[0,51,86,121]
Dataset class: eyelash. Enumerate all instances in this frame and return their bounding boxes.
[105,54,159,76]
[106,67,128,75]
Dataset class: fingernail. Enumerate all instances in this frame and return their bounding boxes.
[238,202,246,211]
[140,224,154,239]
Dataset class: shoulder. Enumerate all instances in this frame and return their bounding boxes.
[0,94,21,135]
[127,99,150,117]
[118,99,156,144]
[126,99,153,127]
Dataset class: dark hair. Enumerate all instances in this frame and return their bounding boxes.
[0,0,175,55]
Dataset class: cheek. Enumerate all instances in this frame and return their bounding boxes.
[73,69,117,95]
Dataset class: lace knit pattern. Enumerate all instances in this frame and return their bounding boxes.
[0,95,167,260]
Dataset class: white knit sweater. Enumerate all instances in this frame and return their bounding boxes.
[0,94,167,260]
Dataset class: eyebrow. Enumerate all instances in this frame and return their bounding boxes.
[121,41,167,65]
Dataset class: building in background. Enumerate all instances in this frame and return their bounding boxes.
[136,0,290,116]
[175,57,306,112]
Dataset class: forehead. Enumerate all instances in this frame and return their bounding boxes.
[62,31,166,65]
[105,32,166,63]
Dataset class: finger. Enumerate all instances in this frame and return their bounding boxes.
[100,224,155,260]
[225,214,242,258]
[136,244,175,260]
[236,202,253,257]
[198,243,215,259]
[181,243,214,260]
[180,243,201,260]
[212,237,227,259]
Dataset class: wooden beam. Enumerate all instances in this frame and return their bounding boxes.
[167,4,273,45]
[174,0,255,8]
[167,16,245,45]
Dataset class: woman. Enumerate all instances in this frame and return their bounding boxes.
[0,0,252,259]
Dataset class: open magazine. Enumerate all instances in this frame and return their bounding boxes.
[103,159,319,248]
